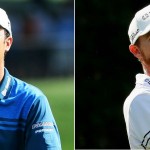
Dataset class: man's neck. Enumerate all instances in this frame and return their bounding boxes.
[143,65,150,76]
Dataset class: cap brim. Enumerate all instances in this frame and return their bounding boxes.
[133,24,150,44]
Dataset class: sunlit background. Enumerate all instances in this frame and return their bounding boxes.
[0,0,74,150]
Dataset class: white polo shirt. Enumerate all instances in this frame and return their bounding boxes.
[123,73,150,149]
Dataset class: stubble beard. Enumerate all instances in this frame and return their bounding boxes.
[141,50,150,69]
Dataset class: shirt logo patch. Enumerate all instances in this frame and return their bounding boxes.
[32,122,54,134]
[141,131,150,149]
[32,122,53,129]
[145,78,150,85]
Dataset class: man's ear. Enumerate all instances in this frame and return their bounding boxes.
[5,37,13,52]
[129,44,141,58]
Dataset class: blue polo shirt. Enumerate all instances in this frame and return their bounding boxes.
[0,68,61,150]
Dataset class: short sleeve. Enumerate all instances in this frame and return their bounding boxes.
[24,95,61,150]
[128,94,150,149]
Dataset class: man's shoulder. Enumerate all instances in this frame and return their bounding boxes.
[124,88,150,110]
[123,88,150,123]
[12,76,46,100]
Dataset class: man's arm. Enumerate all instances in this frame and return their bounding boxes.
[127,94,150,149]
[25,95,61,150]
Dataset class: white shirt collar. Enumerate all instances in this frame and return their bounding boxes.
[136,73,150,87]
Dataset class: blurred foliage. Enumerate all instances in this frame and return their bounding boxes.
[76,0,150,149]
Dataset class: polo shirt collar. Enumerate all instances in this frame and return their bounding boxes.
[136,73,150,88]
[0,68,12,100]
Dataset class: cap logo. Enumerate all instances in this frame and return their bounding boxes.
[128,5,150,44]
[130,28,139,43]
[142,12,150,20]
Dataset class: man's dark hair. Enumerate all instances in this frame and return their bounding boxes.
[4,29,10,39]
[0,25,10,39]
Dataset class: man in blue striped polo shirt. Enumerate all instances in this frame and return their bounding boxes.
[0,8,61,150]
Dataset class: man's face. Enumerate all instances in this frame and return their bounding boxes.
[0,28,8,60]
[0,27,12,61]
[138,32,150,66]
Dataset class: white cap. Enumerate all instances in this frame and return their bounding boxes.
[0,8,12,37]
[128,5,150,44]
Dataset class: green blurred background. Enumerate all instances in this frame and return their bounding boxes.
[0,0,74,149]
